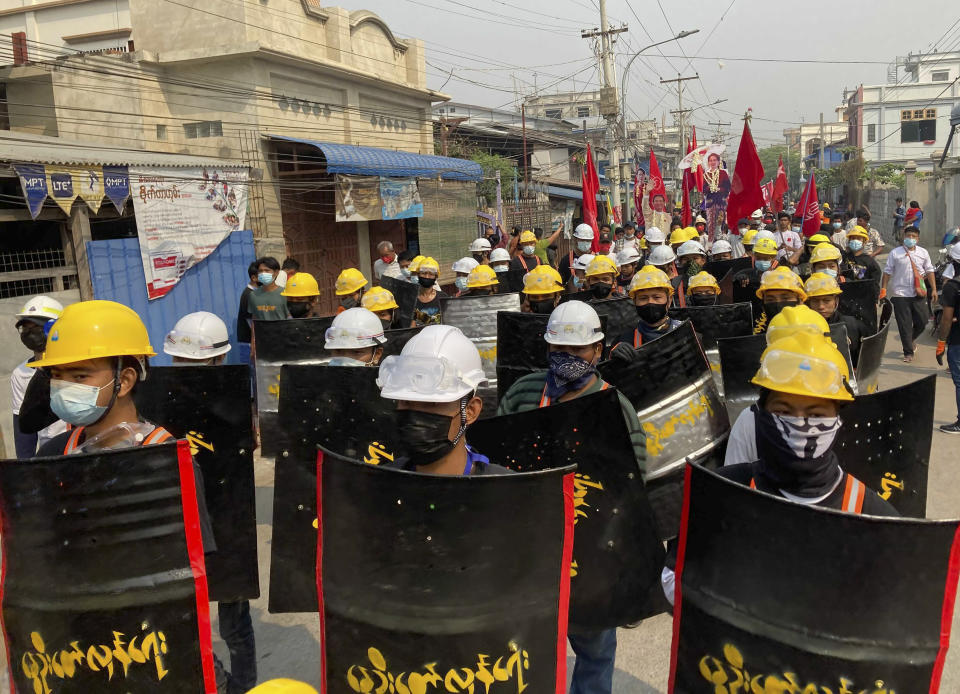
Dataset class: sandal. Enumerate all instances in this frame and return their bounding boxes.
[903,354,914,363]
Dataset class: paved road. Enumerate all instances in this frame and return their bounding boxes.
[1,320,956,692]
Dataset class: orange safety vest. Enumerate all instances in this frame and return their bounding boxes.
[516,254,541,273]
[538,381,609,408]
[749,473,865,514]
[63,425,173,454]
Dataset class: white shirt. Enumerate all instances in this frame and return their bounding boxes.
[724,408,757,466]
[10,359,68,450]
[374,257,400,280]
[831,229,848,250]
[275,270,287,288]
[774,230,802,260]
[883,246,934,297]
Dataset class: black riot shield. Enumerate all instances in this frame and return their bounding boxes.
[0,442,216,693]
[378,274,419,328]
[381,325,423,358]
[562,294,637,348]
[135,365,259,602]
[717,271,734,305]
[598,321,729,539]
[669,463,960,694]
[840,278,880,334]
[835,374,935,518]
[501,267,526,294]
[254,316,334,457]
[440,293,521,413]
[704,256,751,282]
[669,302,754,349]
[470,389,665,629]
[318,449,574,694]
[270,365,398,613]
[854,299,893,394]
[495,311,550,400]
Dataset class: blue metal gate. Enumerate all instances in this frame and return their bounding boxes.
[87,230,255,366]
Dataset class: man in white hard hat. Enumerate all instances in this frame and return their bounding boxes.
[677,240,707,280]
[324,307,387,367]
[710,239,733,261]
[617,246,642,291]
[559,222,596,286]
[489,247,512,275]
[377,324,509,475]
[469,237,492,265]
[10,295,66,457]
[452,257,480,296]
[643,227,667,257]
[571,253,595,292]
[497,299,646,694]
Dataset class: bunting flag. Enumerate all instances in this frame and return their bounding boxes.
[726,119,765,232]
[772,155,788,213]
[581,144,600,251]
[796,172,821,238]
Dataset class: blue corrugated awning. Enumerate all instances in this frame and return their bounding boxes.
[270,135,483,181]
[547,185,604,202]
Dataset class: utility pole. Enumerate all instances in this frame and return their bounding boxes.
[437,116,468,157]
[819,111,825,171]
[660,73,699,198]
[582,0,627,225]
[708,120,731,143]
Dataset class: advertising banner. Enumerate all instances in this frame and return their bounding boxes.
[103,165,131,213]
[45,165,104,215]
[130,166,248,300]
[380,176,422,219]
[13,163,48,219]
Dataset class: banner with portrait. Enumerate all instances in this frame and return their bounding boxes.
[380,176,423,220]
[335,174,382,222]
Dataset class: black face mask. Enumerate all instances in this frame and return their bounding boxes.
[339,295,358,310]
[418,276,435,289]
[529,298,556,314]
[288,302,311,318]
[763,300,798,321]
[19,328,46,353]
[636,302,668,324]
[689,293,717,307]
[591,283,613,299]
[472,253,486,264]
[396,405,465,467]
[380,317,394,331]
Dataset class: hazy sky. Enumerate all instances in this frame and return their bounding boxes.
[350,0,960,153]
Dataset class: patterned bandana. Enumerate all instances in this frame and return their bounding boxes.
[545,351,597,399]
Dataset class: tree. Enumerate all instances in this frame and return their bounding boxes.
[757,145,801,195]
[470,152,518,203]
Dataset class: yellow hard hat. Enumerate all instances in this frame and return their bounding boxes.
[466,264,498,288]
[408,255,426,272]
[281,272,320,297]
[751,331,854,402]
[847,225,869,240]
[683,226,700,241]
[809,243,841,265]
[804,272,843,298]
[640,237,648,250]
[29,300,156,369]
[742,229,759,246]
[585,254,618,278]
[519,230,537,244]
[246,680,319,694]
[669,228,688,245]
[417,256,440,274]
[807,233,831,245]
[523,265,564,295]
[753,237,778,256]
[686,271,720,295]
[361,286,399,312]
[335,268,367,296]
[766,305,830,345]
[757,266,807,301]
[628,264,673,296]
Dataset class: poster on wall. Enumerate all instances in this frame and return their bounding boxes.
[335,174,382,222]
[130,166,249,300]
[380,176,422,219]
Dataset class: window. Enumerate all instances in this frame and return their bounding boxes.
[0,83,8,131]
[577,106,590,118]
[156,124,167,140]
[448,107,456,113]
[544,108,562,119]
[932,70,950,81]
[183,120,223,138]
[867,124,876,142]
[900,108,937,142]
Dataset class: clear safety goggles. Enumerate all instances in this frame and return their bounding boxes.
[757,349,846,395]
[377,354,480,397]
[545,320,603,345]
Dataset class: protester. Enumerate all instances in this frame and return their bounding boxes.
[893,197,906,242]
[281,272,321,318]
[935,243,960,434]
[237,261,259,344]
[686,271,722,306]
[248,257,291,321]
[275,257,299,289]
[560,223,596,284]
[676,240,707,279]
[571,253,594,292]
[490,247,511,274]
[413,257,446,325]
[857,210,885,257]
[774,211,803,266]
[583,254,621,300]
[808,242,846,282]
[619,221,641,255]
[324,307,387,366]
[614,265,684,347]
[710,239,733,261]
[468,237,492,265]
[334,267,368,314]
[533,224,563,266]
[753,266,807,334]
[462,264,498,297]
[361,286,400,330]
[644,227,666,251]
[617,246,642,290]
[842,226,883,283]
[733,237,779,305]
[511,231,542,273]
[10,295,65,458]
[373,241,399,279]
[804,272,868,364]
[881,226,937,362]
[904,200,923,229]
[740,228,758,257]
[452,257,480,296]
[520,265,565,314]
[597,229,614,255]
[164,311,232,365]
[397,250,418,281]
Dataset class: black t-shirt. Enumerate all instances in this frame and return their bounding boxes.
[842,252,882,283]
[414,288,447,326]
[942,278,960,345]
[558,252,575,284]
[237,285,254,343]
[511,254,541,274]
[828,311,869,365]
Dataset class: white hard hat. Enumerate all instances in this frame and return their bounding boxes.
[648,245,677,266]
[377,324,487,402]
[324,307,386,350]
[16,295,63,323]
[163,311,232,359]
[573,223,595,240]
[711,239,733,255]
[490,247,511,263]
[618,247,642,266]
[644,227,666,243]
[572,253,595,272]
[677,240,706,257]
[755,229,776,242]
[469,237,492,253]
[545,300,604,346]
[751,209,763,219]
[948,242,960,262]
[606,253,620,268]
[452,256,480,274]
[695,215,707,224]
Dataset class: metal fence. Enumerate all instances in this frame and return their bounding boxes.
[0,248,78,299]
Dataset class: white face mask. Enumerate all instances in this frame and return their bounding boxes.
[50,379,115,426]
[328,356,368,367]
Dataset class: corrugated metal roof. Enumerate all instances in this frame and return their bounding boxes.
[0,131,243,169]
[270,134,483,181]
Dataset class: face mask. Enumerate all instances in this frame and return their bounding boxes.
[396,407,464,467]
[847,239,863,252]
[636,301,668,324]
[529,298,556,314]
[821,268,838,278]
[599,243,612,254]
[493,264,509,273]
[545,350,597,399]
[572,276,584,289]
[472,253,486,264]
[381,255,393,264]
[738,227,748,234]
[418,276,435,288]
[380,317,393,331]
[522,245,536,256]
[340,296,358,310]
[576,241,592,253]
[832,222,842,229]
[755,260,772,272]
[753,405,843,497]
[690,293,717,307]
[590,282,613,299]
[328,356,367,367]
[763,300,798,320]
[455,277,469,292]
[791,226,801,234]
[257,272,274,286]
[50,379,114,426]
[903,238,917,248]
[401,268,412,278]
[288,302,311,318]
[20,328,46,353]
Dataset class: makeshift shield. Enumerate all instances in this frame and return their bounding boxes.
[835,374,934,518]
[500,267,527,294]
[318,449,574,694]
[496,311,550,400]
[703,256,750,282]
[253,316,334,457]
[270,365,398,613]
[840,278,880,334]
[439,293,521,413]
[381,325,423,358]
[717,271,734,305]
[378,274,419,328]
[599,321,729,539]
[135,365,259,602]
[470,389,665,629]
[668,302,754,349]
[668,463,960,694]
[0,442,216,693]
[854,299,893,394]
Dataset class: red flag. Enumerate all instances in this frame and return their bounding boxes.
[581,144,600,251]
[681,172,692,227]
[634,166,645,227]
[726,120,766,232]
[690,126,703,192]
[772,155,788,213]
[796,172,821,238]
[647,149,666,208]
[761,181,773,207]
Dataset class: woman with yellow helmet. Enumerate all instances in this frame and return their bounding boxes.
[804,272,869,364]
[752,266,808,334]
[841,226,882,283]
[413,257,446,326]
